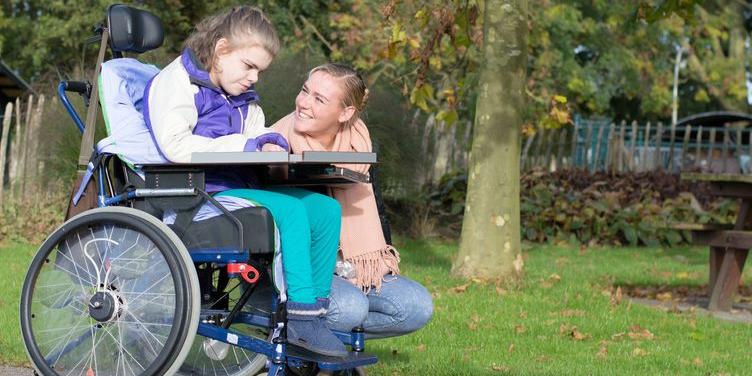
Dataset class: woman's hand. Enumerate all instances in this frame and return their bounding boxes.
[262,143,287,152]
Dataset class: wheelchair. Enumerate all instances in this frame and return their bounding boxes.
[19,5,384,376]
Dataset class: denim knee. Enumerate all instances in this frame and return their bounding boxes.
[326,276,368,332]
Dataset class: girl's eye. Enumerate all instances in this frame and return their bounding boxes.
[301,87,309,94]
[316,97,325,104]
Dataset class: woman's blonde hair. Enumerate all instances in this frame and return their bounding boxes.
[309,63,369,125]
[185,6,280,70]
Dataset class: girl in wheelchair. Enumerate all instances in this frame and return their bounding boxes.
[143,6,346,357]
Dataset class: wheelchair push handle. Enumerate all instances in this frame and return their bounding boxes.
[62,80,91,95]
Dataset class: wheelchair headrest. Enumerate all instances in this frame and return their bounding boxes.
[107,4,163,54]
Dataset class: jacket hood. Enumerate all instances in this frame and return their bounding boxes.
[180,48,259,106]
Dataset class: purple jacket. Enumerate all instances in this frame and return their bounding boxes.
[143,48,269,192]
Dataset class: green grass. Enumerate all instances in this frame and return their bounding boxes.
[2,239,752,374]
[365,240,752,376]
[0,242,36,365]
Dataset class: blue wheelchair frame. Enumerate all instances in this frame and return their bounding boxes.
[54,11,376,376]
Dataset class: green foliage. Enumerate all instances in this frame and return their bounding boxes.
[412,169,736,247]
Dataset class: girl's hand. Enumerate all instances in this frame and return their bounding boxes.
[244,132,290,151]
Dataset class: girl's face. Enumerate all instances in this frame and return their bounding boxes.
[210,38,273,96]
[294,71,355,138]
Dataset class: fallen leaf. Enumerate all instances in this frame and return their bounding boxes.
[611,332,626,341]
[560,309,586,317]
[610,287,623,306]
[515,324,526,334]
[560,324,589,340]
[451,283,470,293]
[519,311,528,319]
[692,357,703,367]
[491,363,510,372]
[508,343,515,353]
[596,345,608,359]
[632,347,648,357]
[536,355,550,363]
[627,325,655,341]
[549,273,562,282]
[571,328,590,341]
[656,292,673,301]
[416,344,426,352]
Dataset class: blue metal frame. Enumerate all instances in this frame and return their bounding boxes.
[57,82,85,134]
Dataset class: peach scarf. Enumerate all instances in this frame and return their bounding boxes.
[272,113,400,292]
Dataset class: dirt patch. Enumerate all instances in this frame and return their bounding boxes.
[621,285,752,323]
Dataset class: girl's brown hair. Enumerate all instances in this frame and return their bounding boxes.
[309,63,369,125]
[184,6,280,70]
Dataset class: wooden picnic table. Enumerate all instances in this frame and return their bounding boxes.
[680,172,752,311]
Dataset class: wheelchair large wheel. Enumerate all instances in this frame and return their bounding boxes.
[20,207,201,376]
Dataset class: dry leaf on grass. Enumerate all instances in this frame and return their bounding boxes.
[560,309,586,317]
[656,291,673,301]
[491,363,510,372]
[632,347,648,357]
[508,343,515,353]
[560,324,590,341]
[519,311,528,319]
[515,324,526,334]
[692,357,703,367]
[596,345,608,359]
[416,344,426,352]
[451,283,470,293]
[610,286,623,306]
[627,325,655,341]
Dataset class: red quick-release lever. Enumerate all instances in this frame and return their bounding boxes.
[227,263,260,284]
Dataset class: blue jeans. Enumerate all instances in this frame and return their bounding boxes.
[326,275,433,339]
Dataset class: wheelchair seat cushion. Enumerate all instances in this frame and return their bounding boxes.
[180,206,275,255]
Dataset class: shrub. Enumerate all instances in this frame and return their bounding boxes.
[391,169,736,246]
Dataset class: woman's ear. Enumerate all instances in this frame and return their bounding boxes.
[338,106,356,124]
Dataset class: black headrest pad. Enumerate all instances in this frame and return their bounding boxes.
[107,4,163,54]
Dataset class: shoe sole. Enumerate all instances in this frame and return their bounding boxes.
[287,338,349,357]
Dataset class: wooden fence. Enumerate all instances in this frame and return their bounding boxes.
[521,119,752,174]
[0,95,46,205]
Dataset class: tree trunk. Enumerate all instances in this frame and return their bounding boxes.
[452,0,527,279]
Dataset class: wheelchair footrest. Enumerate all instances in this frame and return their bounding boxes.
[286,344,378,371]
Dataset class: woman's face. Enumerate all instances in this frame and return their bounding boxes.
[294,71,353,137]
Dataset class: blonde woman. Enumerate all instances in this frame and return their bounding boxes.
[272,63,433,338]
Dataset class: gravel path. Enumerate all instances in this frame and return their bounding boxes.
[0,366,33,376]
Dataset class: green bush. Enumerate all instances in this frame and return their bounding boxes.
[396,169,736,246]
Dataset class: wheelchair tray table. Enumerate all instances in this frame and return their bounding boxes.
[139,151,376,185]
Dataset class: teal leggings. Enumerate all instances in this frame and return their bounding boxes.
[215,187,341,304]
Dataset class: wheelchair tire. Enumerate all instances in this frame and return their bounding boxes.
[177,323,269,375]
[178,271,273,375]
[20,206,201,376]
